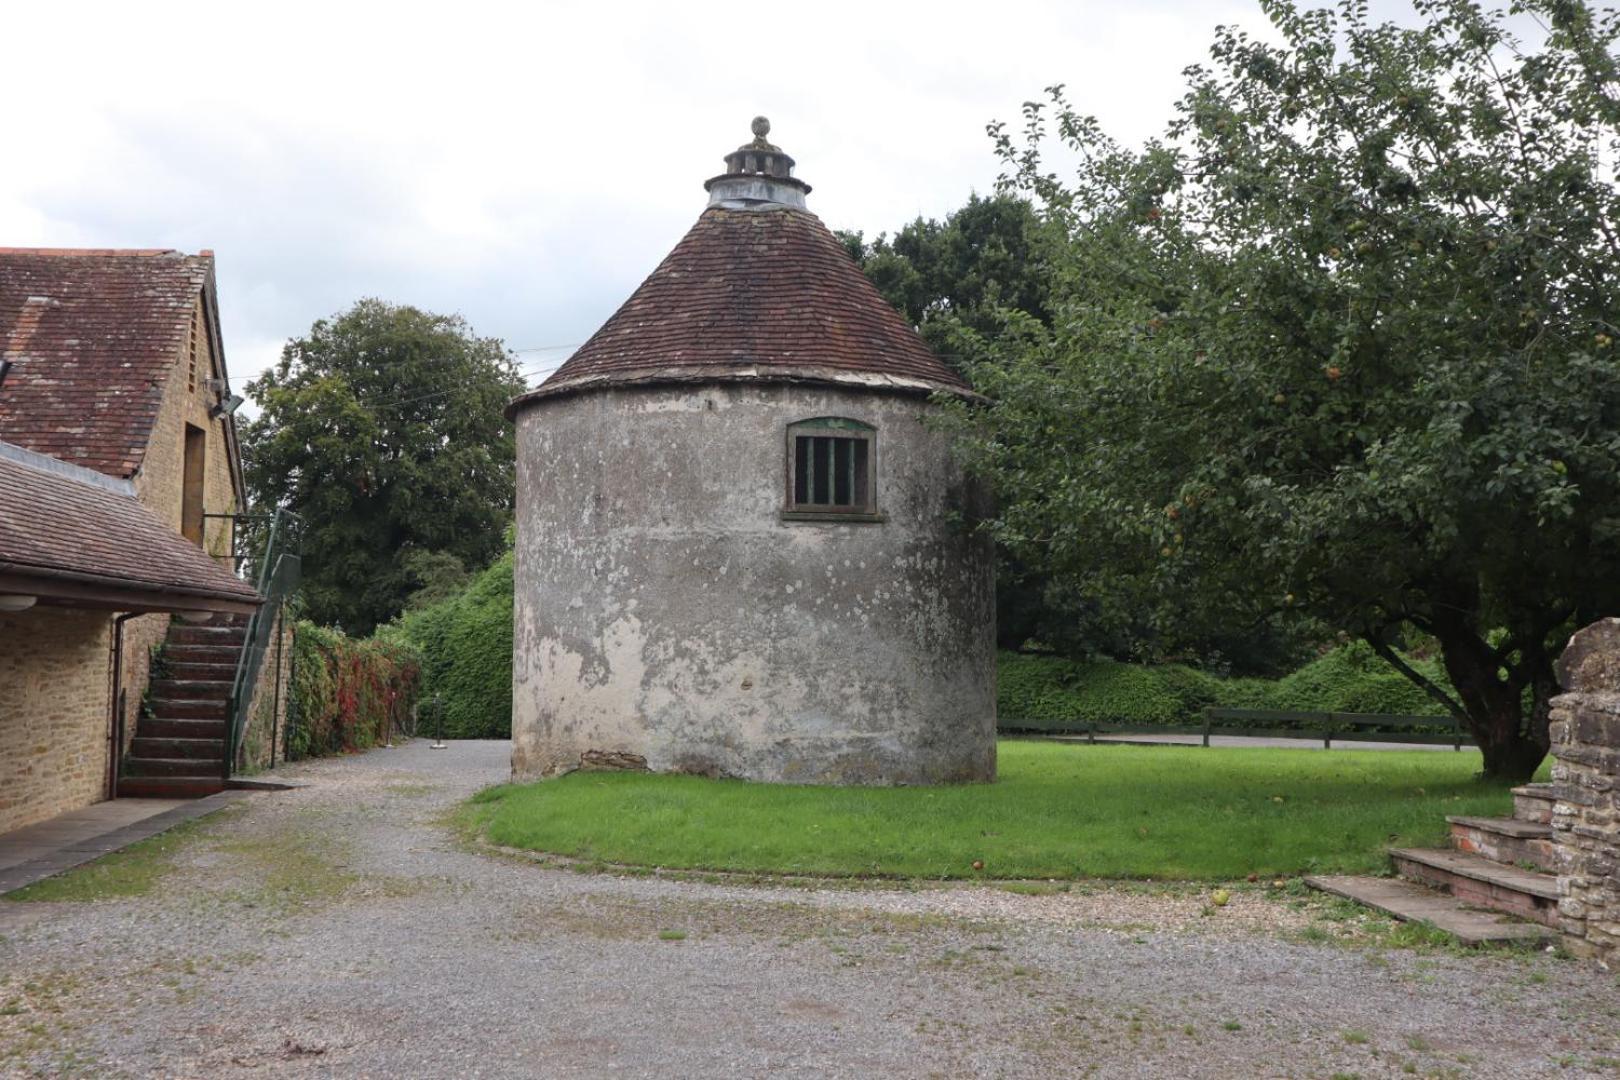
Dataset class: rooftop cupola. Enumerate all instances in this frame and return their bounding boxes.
[704,116,811,210]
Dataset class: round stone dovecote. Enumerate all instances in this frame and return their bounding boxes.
[505,119,996,786]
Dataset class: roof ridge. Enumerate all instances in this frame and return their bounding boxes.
[0,247,187,257]
[0,438,135,496]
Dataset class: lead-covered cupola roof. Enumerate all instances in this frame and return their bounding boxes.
[507,118,970,415]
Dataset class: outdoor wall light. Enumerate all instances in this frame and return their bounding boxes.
[205,378,245,418]
[175,610,216,624]
[0,594,39,613]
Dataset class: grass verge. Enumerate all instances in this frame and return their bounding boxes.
[462,740,1542,881]
[3,816,220,903]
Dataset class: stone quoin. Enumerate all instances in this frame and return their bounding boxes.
[505,118,996,785]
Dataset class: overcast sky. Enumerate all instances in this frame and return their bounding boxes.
[2,0,1435,396]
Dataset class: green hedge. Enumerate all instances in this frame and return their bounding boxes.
[385,551,513,738]
[288,622,423,758]
[998,642,1450,732]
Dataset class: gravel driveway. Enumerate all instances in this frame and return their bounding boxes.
[2,740,1616,1078]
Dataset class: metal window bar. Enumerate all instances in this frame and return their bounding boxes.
[795,434,869,510]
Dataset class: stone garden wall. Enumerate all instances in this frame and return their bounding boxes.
[1549,618,1620,959]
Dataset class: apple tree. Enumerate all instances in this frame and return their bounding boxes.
[952,0,1620,779]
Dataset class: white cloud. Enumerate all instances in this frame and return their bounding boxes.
[3,0,1439,392]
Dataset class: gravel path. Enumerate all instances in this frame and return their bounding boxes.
[2,740,1616,1078]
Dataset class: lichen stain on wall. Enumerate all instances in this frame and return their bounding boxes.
[511,381,996,786]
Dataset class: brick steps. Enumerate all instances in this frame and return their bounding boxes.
[115,776,228,799]
[146,698,227,721]
[140,718,226,740]
[1310,773,1568,944]
[167,624,247,647]
[1447,815,1559,873]
[1389,847,1560,927]
[128,736,224,761]
[167,661,236,682]
[123,755,220,777]
[1306,874,1554,946]
[165,644,240,665]
[1512,783,1556,825]
[148,678,233,701]
[118,618,245,799]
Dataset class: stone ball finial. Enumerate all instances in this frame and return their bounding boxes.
[1556,617,1620,692]
[751,116,771,139]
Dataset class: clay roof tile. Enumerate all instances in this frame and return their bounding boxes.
[0,248,211,479]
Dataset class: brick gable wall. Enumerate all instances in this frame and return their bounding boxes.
[120,292,248,758]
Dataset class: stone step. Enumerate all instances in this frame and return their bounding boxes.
[122,756,224,778]
[167,625,247,648]
[1512,783,1556,825]
[139,718,227,740]
[1390,847,1561,927]
[116,776,226,799]
[128,736,224,761]
[1306,874,1555,947]
[165,644,240,665]
[148,678,233,702]
[167,661,237,682]
[147,698,228,721]
[1448,815,1559,873]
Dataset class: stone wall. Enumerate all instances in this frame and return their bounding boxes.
[121,293,243,748]
[238,613,294,772]
[118,613,169,756]
[0,608,113,833]
[1549,617,1620,959]
[133,293,240,557]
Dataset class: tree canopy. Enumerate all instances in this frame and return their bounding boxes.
[243,299,527,636]
[948,0,1620,778]
[839,194,1051,373]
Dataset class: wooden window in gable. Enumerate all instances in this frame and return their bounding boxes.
[782,417,882,522]
[182,423,206,545]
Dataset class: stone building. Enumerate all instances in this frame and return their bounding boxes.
[506,119,996,786]
[0,249,287,833]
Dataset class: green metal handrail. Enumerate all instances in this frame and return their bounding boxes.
[224,508,303,777]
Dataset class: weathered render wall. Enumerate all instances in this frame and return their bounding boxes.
[1549,618,1620,960]
[512,381,996,786]
[0,608,112,833]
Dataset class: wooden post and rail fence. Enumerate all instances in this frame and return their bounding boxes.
[1001,708,1471,749]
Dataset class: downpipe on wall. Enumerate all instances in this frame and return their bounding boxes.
[107,611,141,800]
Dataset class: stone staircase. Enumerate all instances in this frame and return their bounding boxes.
[1307,783,1561,946]
[117,615,245,798]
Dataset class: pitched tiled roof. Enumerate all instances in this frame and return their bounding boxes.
[511,206,968,411]
[0,248,210,478]
[0,442,259,609]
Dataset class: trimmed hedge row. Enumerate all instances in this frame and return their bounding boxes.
[385,551,513,738]
[998,642,1450,731]
[288,621,423,759]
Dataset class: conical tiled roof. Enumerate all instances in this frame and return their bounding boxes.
[509,120,969,413]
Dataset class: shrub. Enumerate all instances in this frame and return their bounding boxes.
[288,622,422,759]
[1265,641,1445,717]
[997,643,1450,732]
[386,551,513,738]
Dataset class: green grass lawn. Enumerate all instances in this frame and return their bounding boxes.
[464,740,1547,881]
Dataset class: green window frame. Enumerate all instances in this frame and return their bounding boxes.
[782,417,882,522]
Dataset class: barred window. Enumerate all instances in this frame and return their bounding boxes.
[783,418,880,521]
